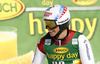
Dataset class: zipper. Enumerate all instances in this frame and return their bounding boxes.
[59,40,61,46]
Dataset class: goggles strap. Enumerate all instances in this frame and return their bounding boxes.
[52,29,62,39]
[52,21,69,40]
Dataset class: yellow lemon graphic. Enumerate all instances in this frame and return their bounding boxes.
[0,51,34,64]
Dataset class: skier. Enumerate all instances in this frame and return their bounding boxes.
[32,5,95,64]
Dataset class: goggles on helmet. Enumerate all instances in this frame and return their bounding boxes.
[44,20,57,29]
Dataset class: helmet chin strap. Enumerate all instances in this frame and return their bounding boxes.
[52,27,69,40]
[52,29,63,39]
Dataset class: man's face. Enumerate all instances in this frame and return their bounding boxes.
[47,26,59,37]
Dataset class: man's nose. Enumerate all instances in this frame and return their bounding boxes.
[47,26,51,31]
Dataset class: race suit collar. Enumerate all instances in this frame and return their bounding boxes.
[52,30,76,46]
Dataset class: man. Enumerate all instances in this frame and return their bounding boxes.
[32,5,95,64]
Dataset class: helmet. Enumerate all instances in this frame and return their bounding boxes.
[43,5,70,39]
[44,5,70,29]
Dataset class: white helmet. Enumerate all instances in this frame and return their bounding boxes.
[43,5,70,29]
[43,5,70,39]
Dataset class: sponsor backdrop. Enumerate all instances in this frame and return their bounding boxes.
[0,0,100,64]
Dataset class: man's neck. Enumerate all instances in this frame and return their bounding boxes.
[58,29,67,39]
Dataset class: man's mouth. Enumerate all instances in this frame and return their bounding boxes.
[49,31,54,33]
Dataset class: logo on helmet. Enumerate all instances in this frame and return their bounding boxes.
[59,7,67,19]
[57,18,69,24]
[55,6,67,20]
[44,12,52,17]
[72,0,98,5]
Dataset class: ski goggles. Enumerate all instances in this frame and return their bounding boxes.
[44,20,57,29]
